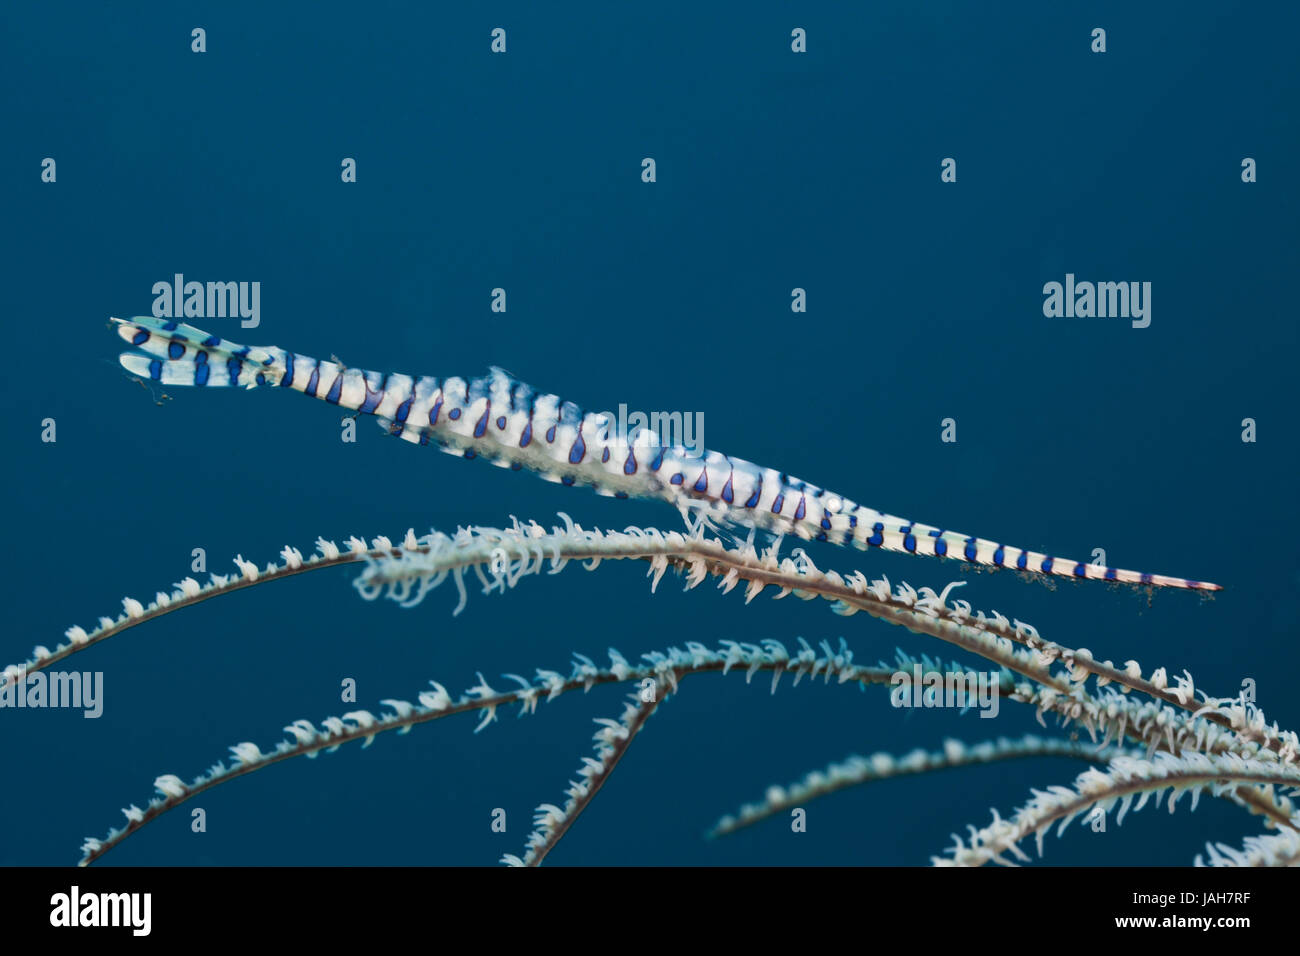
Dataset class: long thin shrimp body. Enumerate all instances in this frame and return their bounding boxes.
[113,316,1220,591]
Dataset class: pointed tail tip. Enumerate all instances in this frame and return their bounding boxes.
[1157,575,1223,593]
[1160,575,1222,592]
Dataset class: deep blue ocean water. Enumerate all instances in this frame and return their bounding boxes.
[2,2,1296,866]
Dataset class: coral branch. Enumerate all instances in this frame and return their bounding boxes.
[710,735,1134,839]
[360,518,1298,765]
[937,753,1300,866]
[3,533,405,687]
[23,516,1288,772]
[39,516,1296,866]
[504,692,663,866]
[1196,818,1300,866]
[78,638,903,865]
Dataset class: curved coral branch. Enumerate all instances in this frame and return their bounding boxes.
[78,637,902,865]
[18,516,1287,769]
[359,518,1298,765]
[505,692,663,866]
[1196,818,1300,866]
[3,533,406,688]
[709,735,1135,839]
[37,516,1296,865]
[936,753,1300,866]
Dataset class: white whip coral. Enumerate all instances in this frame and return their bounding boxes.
[29,517,1293,867]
